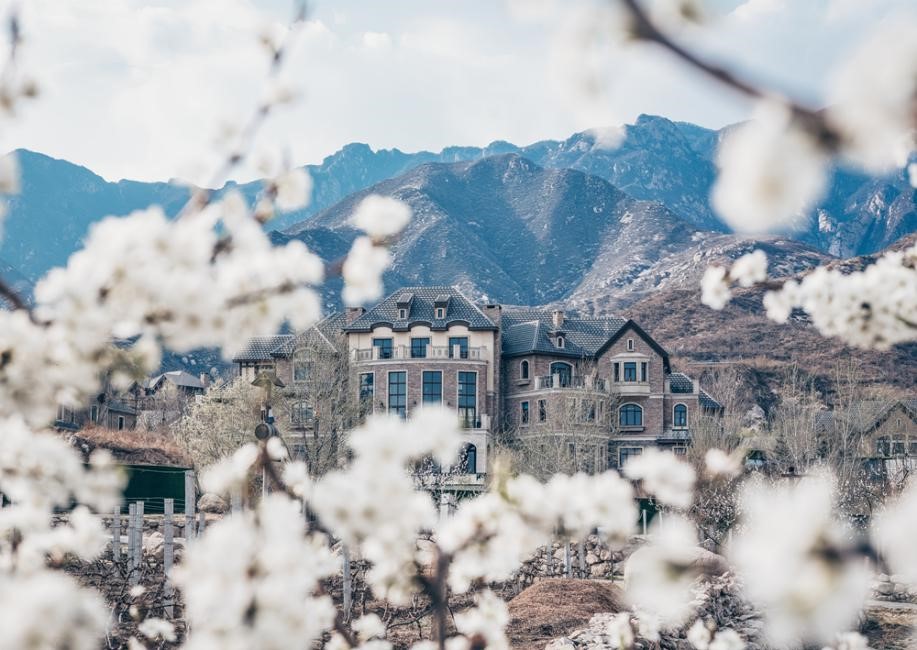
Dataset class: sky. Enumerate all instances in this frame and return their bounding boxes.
[0,0,912,183]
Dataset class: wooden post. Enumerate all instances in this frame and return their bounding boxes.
[197,510,206,536]
[578,539,586,578]
[163,499,174,619]
[132,501,144,583]
[642,509,647,536]
[564,542,571,578]
[112,506,121,562]
[230,490,242,514]
[545,542,554,576]
[184,470,196,540]
[127,503,136,574]
[342,543,352,621]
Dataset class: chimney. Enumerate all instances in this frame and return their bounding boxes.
[199,373,210,389]
[552,309,564,329]
[482,303,502,327]
[346,306,366,325]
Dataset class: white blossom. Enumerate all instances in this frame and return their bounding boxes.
[138,618,177,642]
[826,16,917,172]
[823,631,871,650]
[712,102,829,234]
[453,590,510,650]
[353,613,386,641]
[729,250,767,287]
[174,494,337,649]
[0,152,19,194]
[624,447,696,509]
[701,265,731,310]
[873,482,917,583]
[604,613,635,649]
[200,443,260,496]
[273,168,312,212]
[351,194,413,239]
[687,619,712,649]
[342,236,392,306]
[729,473,871,647]
[709,629,745,650]
[704,449,742,480]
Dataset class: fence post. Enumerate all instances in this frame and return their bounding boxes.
[642,510,647,536]
[197,510,206,536]
[342,543,352,621]
[578,539,586,578]
[564,542,571,578]
[112,506,121,562]
[127,503,136,575]
[163,499,174,619]
[230,490,242,515]
[545,542,554,576]
[184,470,196,540]
[132,501,144,584]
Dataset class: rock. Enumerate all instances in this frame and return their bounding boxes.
[197,493,228,514]
[590,562,610,578]
[586,552,598,564]
[545,638,576,650]
[599,549,611,562]
[876,582,895,595]
[143,531,164,555]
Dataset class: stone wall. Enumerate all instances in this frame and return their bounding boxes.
[509,535,639,588]
[873,573,917,603]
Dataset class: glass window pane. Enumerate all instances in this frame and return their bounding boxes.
[411,338,430,358]
[388,371,406,417]
[458,371,477,426]
[373,338,393,359]
[623,362,637,382]
[422,371,442,404]
[449,337,469,359]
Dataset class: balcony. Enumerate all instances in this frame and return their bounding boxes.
[533,375,610,391]
[352,345,488,362]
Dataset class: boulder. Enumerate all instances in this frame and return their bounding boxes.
[197,493,228,514]
[143,531,164,555]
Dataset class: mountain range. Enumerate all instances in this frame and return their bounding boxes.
[0,114,913,392]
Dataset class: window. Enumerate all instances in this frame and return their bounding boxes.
[521,401,530,425]
[388,371,406,418]
[398,308,407,320]
[373,338,393,359]
[538,399,547,422]
[359,373,374,400]
[640,362,647,382]
[117,416,125,431]
[622,362,637,382]
[435,307,445,319]
[613,362,620,382]
[555,334,565,349]
[520,360,529,380]
[293,359,311,382]
[877,436,891,457]
[673,446,687,456]
[449,336,469,359]
[291,402,314,427]
[458,371,477,427]
[90,405,98,423]
[411,337,430,358]
[463,444,477,474]
[619,446,643,467]
[673,404,688,428]
[910,439,917,457]
[627,338,635,351]
[422,371,442,404]
[892,436,907,456]
[619,403,643,427]
[585,400,596,422]
[550,362,572,387]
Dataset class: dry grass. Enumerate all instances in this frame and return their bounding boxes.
[506,579,625,650]
[68,425,191,466]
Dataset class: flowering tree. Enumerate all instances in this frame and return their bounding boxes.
[0,1,915,650]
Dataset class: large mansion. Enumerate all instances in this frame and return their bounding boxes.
[233,286,723,477]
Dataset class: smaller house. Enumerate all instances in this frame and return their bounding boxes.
[142,370,208,399]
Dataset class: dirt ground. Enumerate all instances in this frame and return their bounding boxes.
[505,579,626,650]
[861,605,917,650]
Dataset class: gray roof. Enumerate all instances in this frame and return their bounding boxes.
[669,373,694,393]
[232,335,295,362]
[500,309,627,358]
[146,370,206,391]
[345,286,497,332]
[699,390,723,410]
[816,399,917,434]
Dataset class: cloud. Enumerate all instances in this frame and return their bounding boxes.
[361,31,392,49]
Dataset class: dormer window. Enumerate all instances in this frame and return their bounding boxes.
[398,308,407,320]
[627,338,635,351]
[395,292,414,321]
[435,307,445,319]
[556,335,565,349]
[433,294,450,320]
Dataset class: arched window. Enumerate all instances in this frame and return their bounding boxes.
[673,404,688,428]
[463,443,477,474]
[520,360,530,379]
[550,362,573,387]
[619,403,643,427]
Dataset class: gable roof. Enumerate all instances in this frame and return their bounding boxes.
[146,370,206,391]
[816,398,917,435]
[344,286,497,332]
[232,335,294,363]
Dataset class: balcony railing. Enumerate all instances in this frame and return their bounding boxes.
[352,345,488,362]
[534,375,610,391]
